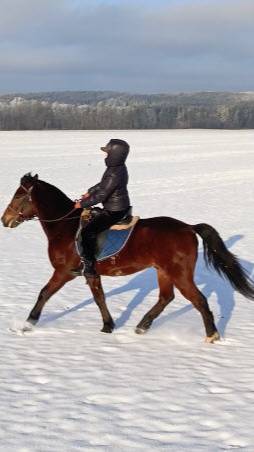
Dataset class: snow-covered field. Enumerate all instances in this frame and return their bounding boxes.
[1,129,254,451]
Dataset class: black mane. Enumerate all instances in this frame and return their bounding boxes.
[21,173,75,219]
[35,180,74,211]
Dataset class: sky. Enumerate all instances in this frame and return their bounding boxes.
[0,0,254,94]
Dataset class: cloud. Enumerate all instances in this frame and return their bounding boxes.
[0,0,254,93]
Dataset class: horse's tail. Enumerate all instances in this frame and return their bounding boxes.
[193,223,254,300]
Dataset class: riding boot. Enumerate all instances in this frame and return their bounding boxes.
[83,258,98,277]
[70,257,98,277]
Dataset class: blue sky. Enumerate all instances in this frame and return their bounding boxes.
[0,0,253,94]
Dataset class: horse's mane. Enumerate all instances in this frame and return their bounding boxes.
[21,173,74,213]
[37,180,74,209]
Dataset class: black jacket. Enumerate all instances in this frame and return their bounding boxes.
[81,146,130,211]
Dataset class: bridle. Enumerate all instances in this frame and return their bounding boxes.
[6,184,80,224]
[6,185,35,225]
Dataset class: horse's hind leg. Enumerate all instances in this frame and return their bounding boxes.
[174,276,220,342]
[86,276,115,333]
[136,269,174,334]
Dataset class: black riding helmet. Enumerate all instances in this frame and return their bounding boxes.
[101,139,130,167]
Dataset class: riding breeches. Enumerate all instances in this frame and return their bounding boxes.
[81,209,128,261]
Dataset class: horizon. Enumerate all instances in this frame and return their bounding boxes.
[1,89,254,98]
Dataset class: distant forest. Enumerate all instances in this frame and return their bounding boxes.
[1,90,254,130]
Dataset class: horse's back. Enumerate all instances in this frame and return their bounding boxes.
[137,216,190,231]
[134,216,197,256]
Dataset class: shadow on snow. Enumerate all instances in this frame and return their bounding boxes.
[40,235,254,336]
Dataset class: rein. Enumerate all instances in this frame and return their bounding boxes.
[33,207,80,223]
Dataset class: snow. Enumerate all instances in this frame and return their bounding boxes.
[0,129,254,451]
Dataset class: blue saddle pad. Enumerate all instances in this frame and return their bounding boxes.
[75,224,136,262]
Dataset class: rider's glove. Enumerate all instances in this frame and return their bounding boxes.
[74,200,82,209]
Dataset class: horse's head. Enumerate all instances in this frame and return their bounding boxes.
[1,173,38,228]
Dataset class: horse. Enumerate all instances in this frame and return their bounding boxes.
[2,173,254,342]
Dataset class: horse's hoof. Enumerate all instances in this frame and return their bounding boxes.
[26,316,38,326]
[205,331,220,343]
[135,327,147,334]
[22,321,35,332]
[101,324,114,333]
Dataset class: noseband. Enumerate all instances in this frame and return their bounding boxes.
[6,185,34,224]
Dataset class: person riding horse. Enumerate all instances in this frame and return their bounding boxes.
[74,139,131,277]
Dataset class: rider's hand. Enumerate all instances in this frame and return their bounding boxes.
[82,192,90,199]
[74,200,82,209]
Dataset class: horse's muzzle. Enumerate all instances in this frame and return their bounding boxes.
[1,216,8,227]
[1,215,19,228]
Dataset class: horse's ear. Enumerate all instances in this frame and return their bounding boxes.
[34,174,38,180]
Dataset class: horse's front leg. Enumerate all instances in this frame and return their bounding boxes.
[86,276,115,333]
[26,270,74,327]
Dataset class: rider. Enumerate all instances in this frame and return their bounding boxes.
[74,139,131,277]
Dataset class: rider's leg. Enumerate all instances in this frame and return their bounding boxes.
[80,209,128,277]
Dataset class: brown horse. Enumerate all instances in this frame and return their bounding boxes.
[2,173,254,342]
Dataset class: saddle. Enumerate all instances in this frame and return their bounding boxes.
[76,207,140,262]
[86,206,138,228]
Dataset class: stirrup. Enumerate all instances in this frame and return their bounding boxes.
[70,262,84,277]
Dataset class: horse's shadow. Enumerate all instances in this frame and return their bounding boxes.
[41,235,253,336]
[40,268,157,328]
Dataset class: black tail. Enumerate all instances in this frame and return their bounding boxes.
[193,223,254,300]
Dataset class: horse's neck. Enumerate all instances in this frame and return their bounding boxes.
[32,181,76,237]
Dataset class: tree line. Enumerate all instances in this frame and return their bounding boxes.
[0,91,254,129]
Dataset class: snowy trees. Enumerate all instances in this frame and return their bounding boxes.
[0,92,254,129]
